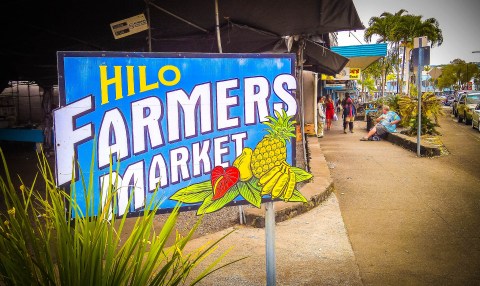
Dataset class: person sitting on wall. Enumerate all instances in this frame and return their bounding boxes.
[360,105,401,141]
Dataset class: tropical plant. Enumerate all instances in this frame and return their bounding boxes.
[0,149,242,285]
[365,10,443,95]
[357,74,377,94]
[397,92,444,135]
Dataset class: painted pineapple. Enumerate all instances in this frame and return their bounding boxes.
[251,110,296,178]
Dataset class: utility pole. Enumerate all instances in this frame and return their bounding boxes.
[412,36,429,157]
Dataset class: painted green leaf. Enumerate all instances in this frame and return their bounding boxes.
[285,189,308,203]
[170,181,212,204]
[291,167,313,182]
[237,182,262,208]
[247,177,262,192]
[197,187,240,215]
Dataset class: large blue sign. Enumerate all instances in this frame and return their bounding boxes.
[54,52,300,217]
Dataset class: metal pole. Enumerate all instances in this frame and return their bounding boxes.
[417,39,423,157]
[28,82,32,123]
[381,57,385,99]
[146,0,152,52]
[313,73,318,136]
[239,205,244,224]
[265,201,276,286]
[149,3,208,33]
[214,0,223,53]
[299,40,308,172]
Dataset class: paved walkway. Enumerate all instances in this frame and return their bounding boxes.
[320,117,480,285]
[179,113,480,285]
[184,141,361,285]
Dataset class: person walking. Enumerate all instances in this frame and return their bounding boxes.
[317,96,326,138]
[325,95,335,131]
[341,93,356,134]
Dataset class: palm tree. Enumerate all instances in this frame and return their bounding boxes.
[381,10,408,93]
[365,10,443,95]
[364,15,390,44]
[364,9,407,95]
[393,15,443,94]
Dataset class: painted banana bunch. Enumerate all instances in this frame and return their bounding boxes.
[258,161,296,201]
[171,110,313,215]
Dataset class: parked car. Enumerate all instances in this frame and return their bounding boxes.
[472,103,480,132]
[452,90,468,117]
[437,95,447,104]
[444,95,455,106]
[457,92,480,124]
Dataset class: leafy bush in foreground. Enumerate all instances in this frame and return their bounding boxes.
[0,149,241,285]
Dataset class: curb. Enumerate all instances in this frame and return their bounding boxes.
[384,132,445,157]
[244,136,334,228]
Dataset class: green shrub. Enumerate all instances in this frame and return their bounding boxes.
[405,114,441,136]
[0,149,242,285]
[398,92,444,135]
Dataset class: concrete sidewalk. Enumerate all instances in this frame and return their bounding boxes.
[184,137,362,285]
[186,196,362,286]
[321,118,480,285]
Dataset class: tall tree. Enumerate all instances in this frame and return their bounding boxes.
[365,10,405,96]
[437,59,479,90]
[393,14,443,94]
[365,10,443,95]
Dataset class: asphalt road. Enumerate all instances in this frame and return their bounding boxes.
[320,111,480,285]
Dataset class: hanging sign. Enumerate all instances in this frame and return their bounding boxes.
[110,14,148,39]
[54,52,312,218]
[321,67,361,81]
[349,68,361,80]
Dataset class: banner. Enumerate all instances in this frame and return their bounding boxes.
[321,67,361,80]
[54,52,311,218]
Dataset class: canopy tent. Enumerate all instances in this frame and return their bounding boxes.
[0,0,364,87]
[331,43,388,70]
[304,39,350,75]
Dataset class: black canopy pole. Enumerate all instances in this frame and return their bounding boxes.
[149,3,209,33]
[298,38,308,172]
[215,0,223,53]
[146,0,152,52]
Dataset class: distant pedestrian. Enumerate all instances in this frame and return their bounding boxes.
[360,105,401,141]
[317,96,325,138]
[341,93,356,134]
[325,95,335,130]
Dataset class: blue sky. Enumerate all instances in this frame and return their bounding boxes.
[337,0,480,65]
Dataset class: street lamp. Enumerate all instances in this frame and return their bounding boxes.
[473,51,480,53]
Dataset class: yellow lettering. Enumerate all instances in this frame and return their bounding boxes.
[126,66,135,96]
[139,66,159,92]
[100,66,123,105]
[158,65,181,86]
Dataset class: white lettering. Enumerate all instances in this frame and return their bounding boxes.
[216,79,239,129]
[231,132,247,157]
[100,161,145,217]
[54,96,93,186]
[167,83,212,142]
[273,74,297,116]
[131,97,164,154]
[98,109,130,169]
[149,154,169,191]
[192,140,211,176]
[170,147,190,184]
[244,77,270,124]
[213,136,229,167]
